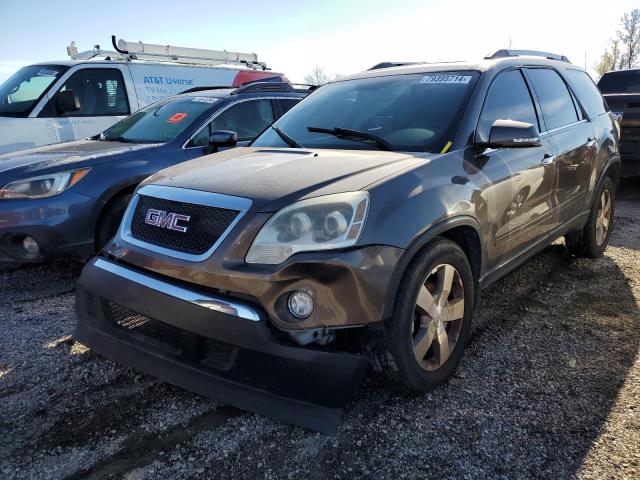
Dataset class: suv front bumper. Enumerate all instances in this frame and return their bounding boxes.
[74,257,369,433]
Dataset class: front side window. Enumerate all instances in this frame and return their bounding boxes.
[477,69,539,140]
[0,65,68,117]
[253,72,479,152]
[526,68,579,130]
[48,68,129,117]
[100,97,215,143]
[188,99,275,147]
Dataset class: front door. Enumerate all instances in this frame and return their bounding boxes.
[183,98,276,161]
[476,68,558,268]
[37,66,131,143]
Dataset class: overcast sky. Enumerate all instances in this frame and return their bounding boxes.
[0,0,636,84]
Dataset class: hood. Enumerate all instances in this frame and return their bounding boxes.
[0,139,160,178]
[145,147,432,211]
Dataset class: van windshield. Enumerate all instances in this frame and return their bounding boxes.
[0,65,69,117]
[252,71,479,153]
[100,96,217,143]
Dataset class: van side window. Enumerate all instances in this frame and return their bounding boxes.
[565,70,607,119]
[47,68,129,117]
[526,68,579,130]
[188,99,275,147]
[477,69,539,141]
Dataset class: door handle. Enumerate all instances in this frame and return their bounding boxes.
[542,154,555,166]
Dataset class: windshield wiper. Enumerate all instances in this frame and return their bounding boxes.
[103,136,136,143]
[307,126,392,151]
[271,126,304,148]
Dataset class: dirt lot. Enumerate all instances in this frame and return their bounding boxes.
[1,180,638,480]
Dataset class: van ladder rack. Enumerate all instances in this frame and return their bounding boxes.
[66,35,268,70]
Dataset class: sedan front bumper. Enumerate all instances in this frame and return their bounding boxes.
[74,257,369,433]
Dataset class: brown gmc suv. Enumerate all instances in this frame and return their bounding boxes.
[74,50,620,433]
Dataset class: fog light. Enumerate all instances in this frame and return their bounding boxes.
[288,291,314,319]
[22,236,40,255]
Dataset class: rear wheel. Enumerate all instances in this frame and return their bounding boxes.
[565,177,615,258]
[95,194,132,252]
[384,238,475,392]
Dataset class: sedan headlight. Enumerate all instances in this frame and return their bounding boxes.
[246,191,369,265]
[0,169,90,199]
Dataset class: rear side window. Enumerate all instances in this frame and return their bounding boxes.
[565,70,607,118]
[526,69,579,130]
[49,68,129,117]
[278,98,300,115]
[477,69,538,140]
[597,70,640,94]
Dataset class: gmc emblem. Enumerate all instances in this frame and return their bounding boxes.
[144,208,191,233]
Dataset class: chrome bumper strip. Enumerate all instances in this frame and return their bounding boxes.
[94,258,261,322]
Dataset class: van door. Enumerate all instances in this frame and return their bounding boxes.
[525,68,595,225]
[36,65,131,143]
[476,69,557,265]
[183,98,276,160]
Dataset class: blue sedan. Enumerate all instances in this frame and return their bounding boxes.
[0,82,307,261]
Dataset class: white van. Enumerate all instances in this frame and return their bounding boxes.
[0,36,284,154]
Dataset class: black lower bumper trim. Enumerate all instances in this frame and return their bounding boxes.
[73,258,370,434]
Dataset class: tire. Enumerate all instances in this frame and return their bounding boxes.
[565,177,615,258]
[95,194,132,252]
[381,237,475,392]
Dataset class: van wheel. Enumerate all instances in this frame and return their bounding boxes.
[565,177,615,258]
[383,238,474,392]
[96,194,132,252]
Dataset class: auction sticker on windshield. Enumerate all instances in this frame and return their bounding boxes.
[167,113,189,123]
[420,75,472,84]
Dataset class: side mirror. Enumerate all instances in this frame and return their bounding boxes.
[207,130,237,153]
[476,119,541,149]
[54,89,80,114]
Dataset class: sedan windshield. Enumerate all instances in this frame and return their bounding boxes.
[252,71,479,152]
[0,65,68,117]
[101,96,217,143]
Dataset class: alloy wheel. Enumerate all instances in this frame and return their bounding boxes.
[595,189,612,246]
[411,264,465,371]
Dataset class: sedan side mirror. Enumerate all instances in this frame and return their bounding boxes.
[476,119,542,149]
[207,130,237,153]
[54,89,80,115]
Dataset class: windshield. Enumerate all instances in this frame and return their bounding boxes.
[101,96,218,143]
[597,70,640,94]
[252,71,479,152]
[0,64,68,117]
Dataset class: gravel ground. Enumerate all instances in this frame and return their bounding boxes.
[1,180,638,479]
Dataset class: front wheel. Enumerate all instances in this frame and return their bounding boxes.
[565,177,615,258]
[385,238,475,392]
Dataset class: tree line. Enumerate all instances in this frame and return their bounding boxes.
[595,9,640,76]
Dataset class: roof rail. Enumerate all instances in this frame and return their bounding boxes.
[232,81,296,95]
[369,62,421,70]
[66,35,269,70]
[485,49,571,63]
[179,86,234,94]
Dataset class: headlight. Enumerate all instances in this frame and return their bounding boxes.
[0,168,90,199]
[246,191,369,264]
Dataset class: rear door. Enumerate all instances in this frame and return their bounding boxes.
[183,98,276,160]
[477,68,557,261]
[525,68,595,224]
